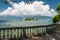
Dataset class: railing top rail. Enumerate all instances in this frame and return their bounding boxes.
[0,24,57,30]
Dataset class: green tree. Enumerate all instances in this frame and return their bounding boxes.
[56,4,60,13]
[53,4,60,24]
[53,14,60,24]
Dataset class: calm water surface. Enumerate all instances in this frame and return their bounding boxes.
[0,19,52,28]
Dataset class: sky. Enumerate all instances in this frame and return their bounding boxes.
[39,0,60,9]
[0,0,60,17]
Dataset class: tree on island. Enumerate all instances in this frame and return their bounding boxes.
[24,17,38,21]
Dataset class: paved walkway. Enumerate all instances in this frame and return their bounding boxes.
[26,30,60,40]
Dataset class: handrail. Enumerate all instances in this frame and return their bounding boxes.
[0,24,56,29]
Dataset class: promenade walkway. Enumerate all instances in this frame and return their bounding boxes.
[23,30,60,40]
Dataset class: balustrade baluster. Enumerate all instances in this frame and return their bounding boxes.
[19,29,21,37]
[16,29,18,38]
[12,29,14,38]
[30,27,31,35]
[29,28,30,35]
[6,29,9,40]
[1,30,3,40]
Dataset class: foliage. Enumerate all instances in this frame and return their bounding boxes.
[56,4,60,13]
[53,14,60,23]
[53,4,60,24]
[24,17,37,21]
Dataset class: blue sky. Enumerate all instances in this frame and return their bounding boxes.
[0,0,60,17]
[41,0,60,9]
[0,0,60,10]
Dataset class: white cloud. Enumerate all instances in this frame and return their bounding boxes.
[0,1,56,17]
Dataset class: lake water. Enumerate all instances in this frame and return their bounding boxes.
[0,19,52,28]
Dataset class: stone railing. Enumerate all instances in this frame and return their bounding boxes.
[0,24,56,40]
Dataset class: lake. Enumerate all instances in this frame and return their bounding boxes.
[0,19,52,28]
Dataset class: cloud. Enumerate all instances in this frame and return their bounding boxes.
[0,1,56,17]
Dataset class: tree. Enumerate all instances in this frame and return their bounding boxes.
[53,4,60,24]
[56,4,60,13]
[52,4,60,31]
[53,14,60,24]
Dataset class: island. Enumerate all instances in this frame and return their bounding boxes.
[23,17,38,21]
